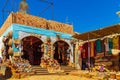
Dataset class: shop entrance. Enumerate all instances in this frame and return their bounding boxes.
[21,36,43,65]
[53,40,70,66]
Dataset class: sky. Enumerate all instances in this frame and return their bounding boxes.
[0,0,120,33]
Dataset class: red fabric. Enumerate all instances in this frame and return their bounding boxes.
[81,43,88,58]
[79,45,83,51]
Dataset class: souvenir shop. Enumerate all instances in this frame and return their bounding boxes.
[74,24,120,70]
[0,12,74,66]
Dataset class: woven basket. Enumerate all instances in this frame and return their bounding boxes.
[8,30,12,38]
[110,73,116,79]
[14,52,21,57]
[8,47,13,55]
[1,47,5,53]
[14,39,20,45]
[2,37,6,43]
[8,39,13,46]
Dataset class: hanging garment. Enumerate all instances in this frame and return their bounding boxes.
[113,36,119,49]
[95,39,102,53]
[119,36,120,50]
[81,43,88,58]
[108,38,113,54]
[104,38,109,52]
[101,39,105,52]
[90,41,95,57]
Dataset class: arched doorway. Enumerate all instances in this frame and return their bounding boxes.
[21,36,43,65]
[53,40,70,66]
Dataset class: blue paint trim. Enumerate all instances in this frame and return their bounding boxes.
[12,23,72,39]
[1,25,13,37]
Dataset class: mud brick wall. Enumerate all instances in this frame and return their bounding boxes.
[0,12,74,36]
[48,20,73,34]
[13,12,74,34]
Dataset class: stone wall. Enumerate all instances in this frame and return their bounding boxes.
[0,12,73,36]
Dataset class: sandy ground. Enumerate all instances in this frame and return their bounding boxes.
[8,75,95,80]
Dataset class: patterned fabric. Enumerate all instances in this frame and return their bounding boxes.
[90,41,95,57]
[81,43,88,59]
[104,38,109,52]
[95,39,102,53]
[108,38,113,54]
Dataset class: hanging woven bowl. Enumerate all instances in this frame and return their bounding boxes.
[8,39,13,46]
[1,47,5,53]
[8,30,12,38]
[8,47,13,55]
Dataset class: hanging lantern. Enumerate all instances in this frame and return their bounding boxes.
[111,49,120,56]
[8,47,13,55]
[8,39,13,46]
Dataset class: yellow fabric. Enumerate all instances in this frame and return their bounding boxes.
[90,41,94,57]
[113,36,119,49]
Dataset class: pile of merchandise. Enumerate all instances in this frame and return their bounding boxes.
[40,55,64,73]
[5,57,35,79]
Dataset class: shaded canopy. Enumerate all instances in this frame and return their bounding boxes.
[73,24,120,41]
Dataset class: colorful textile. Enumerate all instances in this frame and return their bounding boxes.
[108,38,113,54]
[113,36,119,49]
[104,38,109,52]
[101,39,105,52]
[81,43,88,59]
[95,39,102,53]
[90,41,95,57]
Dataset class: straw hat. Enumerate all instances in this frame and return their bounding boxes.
[8,47,13,55]
[8,39,13,46]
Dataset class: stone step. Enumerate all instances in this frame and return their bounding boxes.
[35,70,48,73]
[32,66,76,75]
